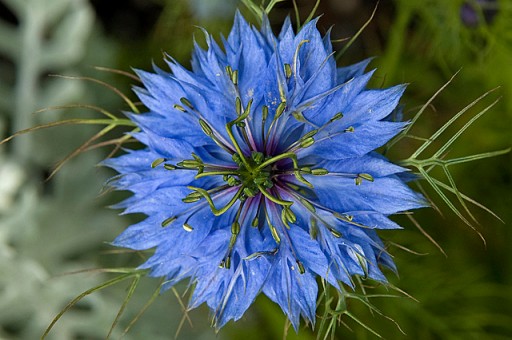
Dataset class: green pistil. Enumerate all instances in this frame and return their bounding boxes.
[256,152,312,188]
[188,186,244,216]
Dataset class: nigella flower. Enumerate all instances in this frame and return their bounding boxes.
[104,13,426,330]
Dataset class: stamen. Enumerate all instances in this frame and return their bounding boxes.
[235,97,242,116]
[309,217,318,240]
[281,206,297,228]
[296,260,305,274]
[173,104,186,112]
[355,173,374,185]
[311,168,329,175]
[284,63,292,79]
[151,158,166,168]
[221,202,245,269]
[285,112,344,153]
[198,119,235,155]
[299,137,314,148]
[231,70,239,86]
[183,223,194,232]
[161,216,177,228]
[265,207,281,244]
[180,97,195,110]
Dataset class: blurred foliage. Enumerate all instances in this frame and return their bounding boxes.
[0,0,510,339]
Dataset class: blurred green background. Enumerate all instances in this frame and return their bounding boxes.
[0,0,510,339]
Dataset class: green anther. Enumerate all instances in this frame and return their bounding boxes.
[164,164,176,170]
[286,183,301,191]
[225,65,233,77]
[330,228,342,238]
[179,159,202,169]
[231,221,240,235]
[358,173,374,182]
[223,175,229,181]
[275,102,287,119]
[300,198,316,213]
[236,122,246,128]
[183,223,194,232]
[244,251,265,261]
[330,112,344,121]
[269,223,281,244]
[301,167,312,174]
[309,217,318,240]
[180,97,194,110]
[182,195,201,203]
[262,106,269,121]
[243,186,257,197]
[284,63,292,78]
[299,137,315,148]
[161,216,177,228]
[344,126,355,133]
[199,119,213,136]
[334,212,356,224]
[219,260,225,268]
[355,177,363,186]
[173,104,186,112]
[283,207,296,224]
[252,151,264,165]
[231,70,238,85]
[251,216,259,227]
[281,209,290,229]
[302,129,318,139]
[151,158,166,168]
[292,111,307,122]
[235,97,242,115]
[225,256,231,269]
[296,260,305,274]
[311,168,329,175]
[244,98,253,114]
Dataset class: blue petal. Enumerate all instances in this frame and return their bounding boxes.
[316,152,408,177]
[262,251,318,330]
[300,121,407,160]
[306,175,427,214]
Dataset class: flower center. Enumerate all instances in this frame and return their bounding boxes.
[231,151,273,200]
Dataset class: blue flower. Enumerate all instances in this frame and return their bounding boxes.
[104,13,426,330]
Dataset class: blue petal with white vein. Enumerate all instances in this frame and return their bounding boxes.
[104,12,426,330]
